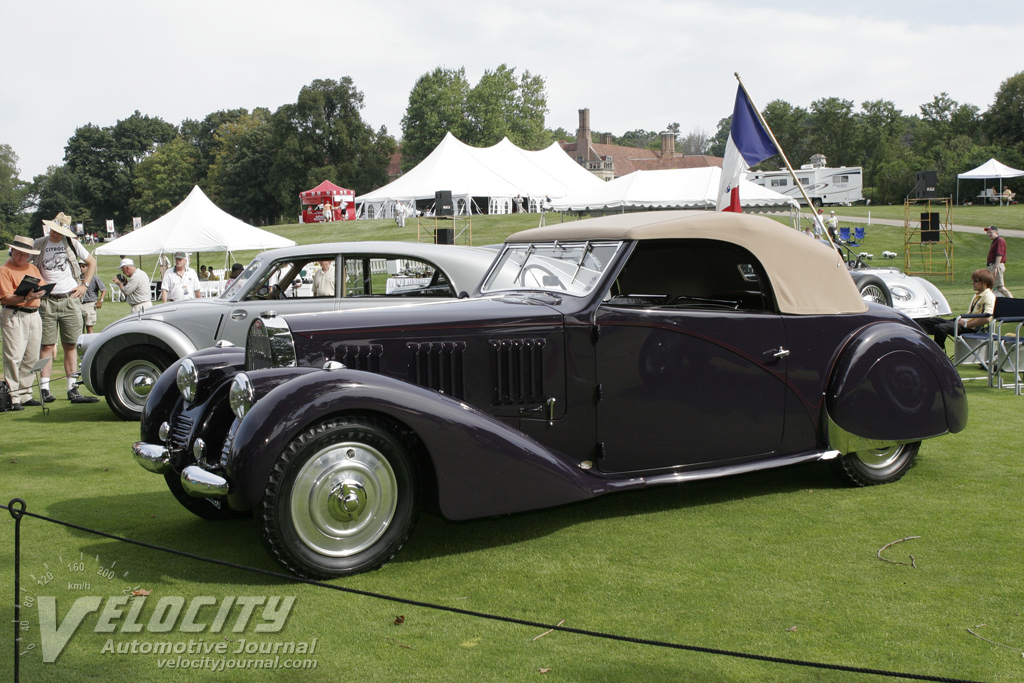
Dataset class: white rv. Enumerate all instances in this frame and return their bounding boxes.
[748,154,863,206]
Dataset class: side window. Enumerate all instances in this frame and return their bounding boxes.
[340,256,453,298]
[244,257,335,300]
[606,240,774,312]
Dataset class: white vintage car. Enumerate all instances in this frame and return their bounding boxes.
[830,242,951,319]
[78,241,495,420]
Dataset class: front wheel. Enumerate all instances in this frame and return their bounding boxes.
[255,416,418,578]
[854,274,893,307]
[831,441,920,487]
[104,347,173,421]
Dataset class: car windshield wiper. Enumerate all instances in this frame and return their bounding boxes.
[570,242,593,286]
[512,244,537,285]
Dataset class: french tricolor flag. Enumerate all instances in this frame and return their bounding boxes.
[716,86,778,212]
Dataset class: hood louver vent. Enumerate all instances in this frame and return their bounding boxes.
[491,338,546,405]
[408,341,466,398]
[336,344,383,373]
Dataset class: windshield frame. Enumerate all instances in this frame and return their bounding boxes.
[480,240,623,297]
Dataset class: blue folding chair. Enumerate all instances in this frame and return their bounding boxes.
[839,227,851,242]
[854,226,865,241]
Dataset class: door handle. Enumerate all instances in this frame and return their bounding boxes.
[764,347,790,359]
[230,310,248,321]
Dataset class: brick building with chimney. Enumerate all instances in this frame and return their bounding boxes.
[560,108,722,181]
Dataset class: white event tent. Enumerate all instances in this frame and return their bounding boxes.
[95,186,295,258]
[955,158,1024,205]
[550,167,799,213]
[356,133,603,219]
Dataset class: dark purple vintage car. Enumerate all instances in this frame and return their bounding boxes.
[133,211,967,578]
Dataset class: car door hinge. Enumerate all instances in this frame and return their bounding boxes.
[595,384,603,402]
[592,324,600,343]
[595,442,605,460]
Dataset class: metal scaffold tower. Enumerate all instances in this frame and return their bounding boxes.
[904,198,954,282]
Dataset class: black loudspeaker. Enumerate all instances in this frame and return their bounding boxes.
[915,171,938,199]
[920,212,941,242]
[435,227,454,245]
[434,190,453,216]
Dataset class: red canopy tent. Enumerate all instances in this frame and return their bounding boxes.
[299,180,355,223]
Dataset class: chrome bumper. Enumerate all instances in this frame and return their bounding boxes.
[132,442,172,474]
[132,442,230,498]
[181,465,229,498]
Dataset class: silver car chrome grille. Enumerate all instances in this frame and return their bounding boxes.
[336,344,383,373]
[168,414,195,451]
[246,324,273,370]
[408,341,466,399]
[219,421,238,469]
[491,338,546,405]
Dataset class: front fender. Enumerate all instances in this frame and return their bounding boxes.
[826,322,967,449]
[226,369,596,520]
[83,318,200,395]
[140,347,245,443]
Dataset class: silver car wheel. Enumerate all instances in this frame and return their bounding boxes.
[852,443,905,470]
[860,284,888,305]
[289,441,398,558]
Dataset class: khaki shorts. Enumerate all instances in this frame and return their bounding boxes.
[41,295,83,346]
[988,262,1007,289]
[82,301,98,327]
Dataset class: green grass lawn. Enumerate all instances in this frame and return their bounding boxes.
[835,203,1024,230]
[2,211,1023,682]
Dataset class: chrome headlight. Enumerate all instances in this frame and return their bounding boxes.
[229,373,254,420]
[890,285,913,302]
[176,359,198,403]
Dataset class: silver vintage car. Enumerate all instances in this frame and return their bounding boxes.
[78,241,494,419]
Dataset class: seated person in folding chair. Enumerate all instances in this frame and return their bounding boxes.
[916,269,995,350]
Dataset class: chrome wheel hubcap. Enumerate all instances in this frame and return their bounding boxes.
[290,442,397,557]
[855,444,904,470]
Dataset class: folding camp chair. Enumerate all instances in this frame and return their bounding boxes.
[952,315,993,378]
[854,226,865,242]
[987,298,1024,394]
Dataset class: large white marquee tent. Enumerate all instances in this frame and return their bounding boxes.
[549,167,799,213]
[95,185,296,257]
[356,133,603,219]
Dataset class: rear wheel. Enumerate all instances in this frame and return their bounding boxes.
[104,347,173,421]
[255,416,418,578]
[831,441,920,486]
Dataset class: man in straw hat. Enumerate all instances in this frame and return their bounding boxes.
[1,236,47,409]
[32,212,99,403]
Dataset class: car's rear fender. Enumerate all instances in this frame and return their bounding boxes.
[225,369,596,520]
[825,322,967,451]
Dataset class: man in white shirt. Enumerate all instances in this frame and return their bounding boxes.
[161,252,201,303]
[31,212,99,403]
[311,259,336,297]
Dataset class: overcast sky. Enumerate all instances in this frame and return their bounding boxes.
[2,0,1021,180]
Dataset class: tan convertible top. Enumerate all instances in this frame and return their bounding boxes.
[506,211,867,315]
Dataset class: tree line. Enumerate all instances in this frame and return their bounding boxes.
[705,71,1024,204]
[2,69,1023,244]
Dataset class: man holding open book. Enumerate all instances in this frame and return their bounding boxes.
[32,212,100,403]
[1,236,47,409]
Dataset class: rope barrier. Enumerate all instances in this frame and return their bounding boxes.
[3,499,989,683]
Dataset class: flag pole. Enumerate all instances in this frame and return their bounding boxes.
[734,73,837,247]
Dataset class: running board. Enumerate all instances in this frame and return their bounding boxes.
[628,450,840,489]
